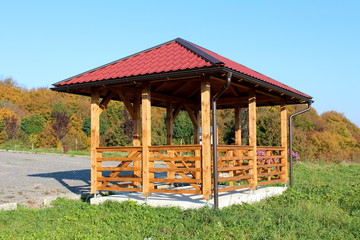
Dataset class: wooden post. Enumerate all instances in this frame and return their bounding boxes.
[133,95,141,185]
[133,96,141,147]
[90,88,100,194]
[166,102,174,145]
[235,105,242,145]
[194,106,201,180]
[280,98,288,184]
[194,106,200,144]
[201,77,211,200]
[166,102,175,181]
[249,89,257,190]
[142,82,151,197]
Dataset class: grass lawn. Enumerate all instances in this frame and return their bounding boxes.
[0,162,359,239]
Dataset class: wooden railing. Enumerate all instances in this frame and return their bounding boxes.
[94,145,286,195]
[215,145,254,192]
[149,145,202,194]
[96,146,142,192]
[256,146,286,186]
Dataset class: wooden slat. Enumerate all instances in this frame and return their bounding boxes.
[97,167,141,171]
[257,163,285,168]
[97,157,141,162]
[149,178,201,183]
[149,145,201,151]
[218,175,253,182]
[97,186,141,192]
[217,145,253,150]
[257,179,283,186]
[149,157,200,161]
[257,171,283,177]
[149,167,201,172]
[218,166,253,171]
[257,155,285,160]
[257,146,285,151]
[116,90,136,119]
[96,146,142,152]
[98,177,142,182]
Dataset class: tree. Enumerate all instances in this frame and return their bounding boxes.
[3,115,19,140]
[51,111,71,145]
[81,115,110,137]
[21,114,46,149]
[173,111,193,145]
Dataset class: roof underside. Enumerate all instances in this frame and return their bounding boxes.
[52,38,312,108]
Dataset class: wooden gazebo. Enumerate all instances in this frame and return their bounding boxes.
[52,38,312,200]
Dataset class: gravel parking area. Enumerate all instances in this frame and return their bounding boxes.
[0,151,91,208]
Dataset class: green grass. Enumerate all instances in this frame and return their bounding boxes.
[0,162,359,240]
[0,145,90,156]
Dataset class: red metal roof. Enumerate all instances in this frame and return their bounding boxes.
[55,38,311,99]
[195,44,311,98]
[57,41,211,86]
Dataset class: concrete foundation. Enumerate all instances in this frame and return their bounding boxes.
[90,186,287,209]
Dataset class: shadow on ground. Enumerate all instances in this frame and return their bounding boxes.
[28,169,90,195]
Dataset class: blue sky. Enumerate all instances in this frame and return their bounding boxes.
[1,1,359,126]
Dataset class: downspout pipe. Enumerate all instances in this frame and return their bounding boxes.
[289,101,312,187]
[212,71,232,209]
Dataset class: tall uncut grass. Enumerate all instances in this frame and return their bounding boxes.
[0,162,359,239]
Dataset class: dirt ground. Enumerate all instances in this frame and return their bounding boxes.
[0,151,91,208]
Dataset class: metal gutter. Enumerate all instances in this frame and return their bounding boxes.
[288,102,312,187]
[212,71,232,209]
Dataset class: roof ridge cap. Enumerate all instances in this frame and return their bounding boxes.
[174,38,223,65]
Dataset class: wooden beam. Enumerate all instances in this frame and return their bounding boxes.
[90,88,100,194]
[184,104,199,129]
[230,85,239,96]
[99,91,115,114]
[172,81,191,95]
[154,82,168,92]
[235,105,242,145]
[116,90,136,119]
[166,102,174,145]
[173,104,183,120]
[141,82,151,197]
[114,85,197,105]
[249,89,257,189]
[201,77,211,200]
[152,91,196,105]
[280,98,288,184]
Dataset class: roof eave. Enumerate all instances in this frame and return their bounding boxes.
[221,68,313,103]
[51,66,224,92]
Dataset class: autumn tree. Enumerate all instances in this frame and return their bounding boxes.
[3,115,19,140]
[21,114,46,149]
[51,110,71,147]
